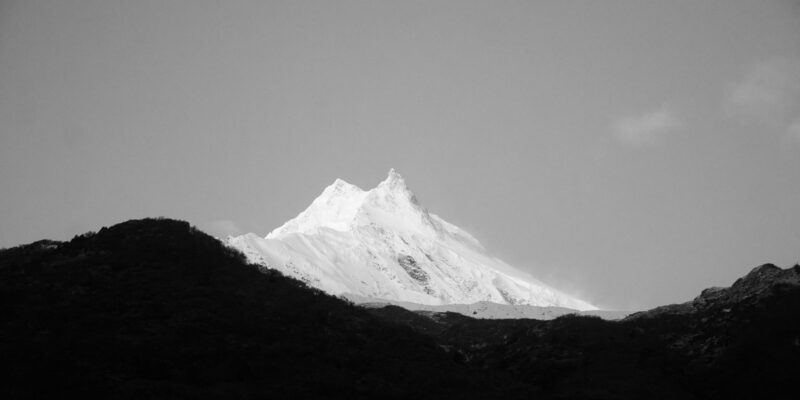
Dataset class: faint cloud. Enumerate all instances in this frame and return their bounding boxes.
[203,219,243,238]
[726,58,800,148]
[726,57,800,123]
[613,105,681,147]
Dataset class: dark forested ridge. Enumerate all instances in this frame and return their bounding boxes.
[0,219,516,399]
[1,218,798,399]
[367,264,800,399]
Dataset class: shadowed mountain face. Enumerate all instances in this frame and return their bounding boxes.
[1,218,799,399]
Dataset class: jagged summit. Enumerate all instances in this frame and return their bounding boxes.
[378,168,411,194]
[267,169,427,239]
[266,177,366,239]
[383,168,404,186]
[325,178,363,195]
[375,168,421,206]
[230,170,597,311]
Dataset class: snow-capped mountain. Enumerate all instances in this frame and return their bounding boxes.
[227,169,596,311]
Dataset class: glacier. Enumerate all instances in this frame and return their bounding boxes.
[227,169,597,311]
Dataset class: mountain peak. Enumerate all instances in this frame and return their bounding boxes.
[378,168,407,190]
[332,177,351,187]
[320,178,363,200]
[375,168,419,205]
[386,168,402,182]
[233,171,597,310]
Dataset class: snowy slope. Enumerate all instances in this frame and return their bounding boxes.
[227,169,597,311]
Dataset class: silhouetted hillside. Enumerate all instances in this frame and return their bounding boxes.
[0,218,519,399]
[368,264,800,399]
[1,218,798,399]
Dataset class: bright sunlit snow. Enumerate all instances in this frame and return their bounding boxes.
[228,169,597,311]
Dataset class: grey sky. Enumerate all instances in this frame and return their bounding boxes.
[1,0,799,310]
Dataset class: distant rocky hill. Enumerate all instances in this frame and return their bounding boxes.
[628,263,800,319]
[1,218,798,399]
